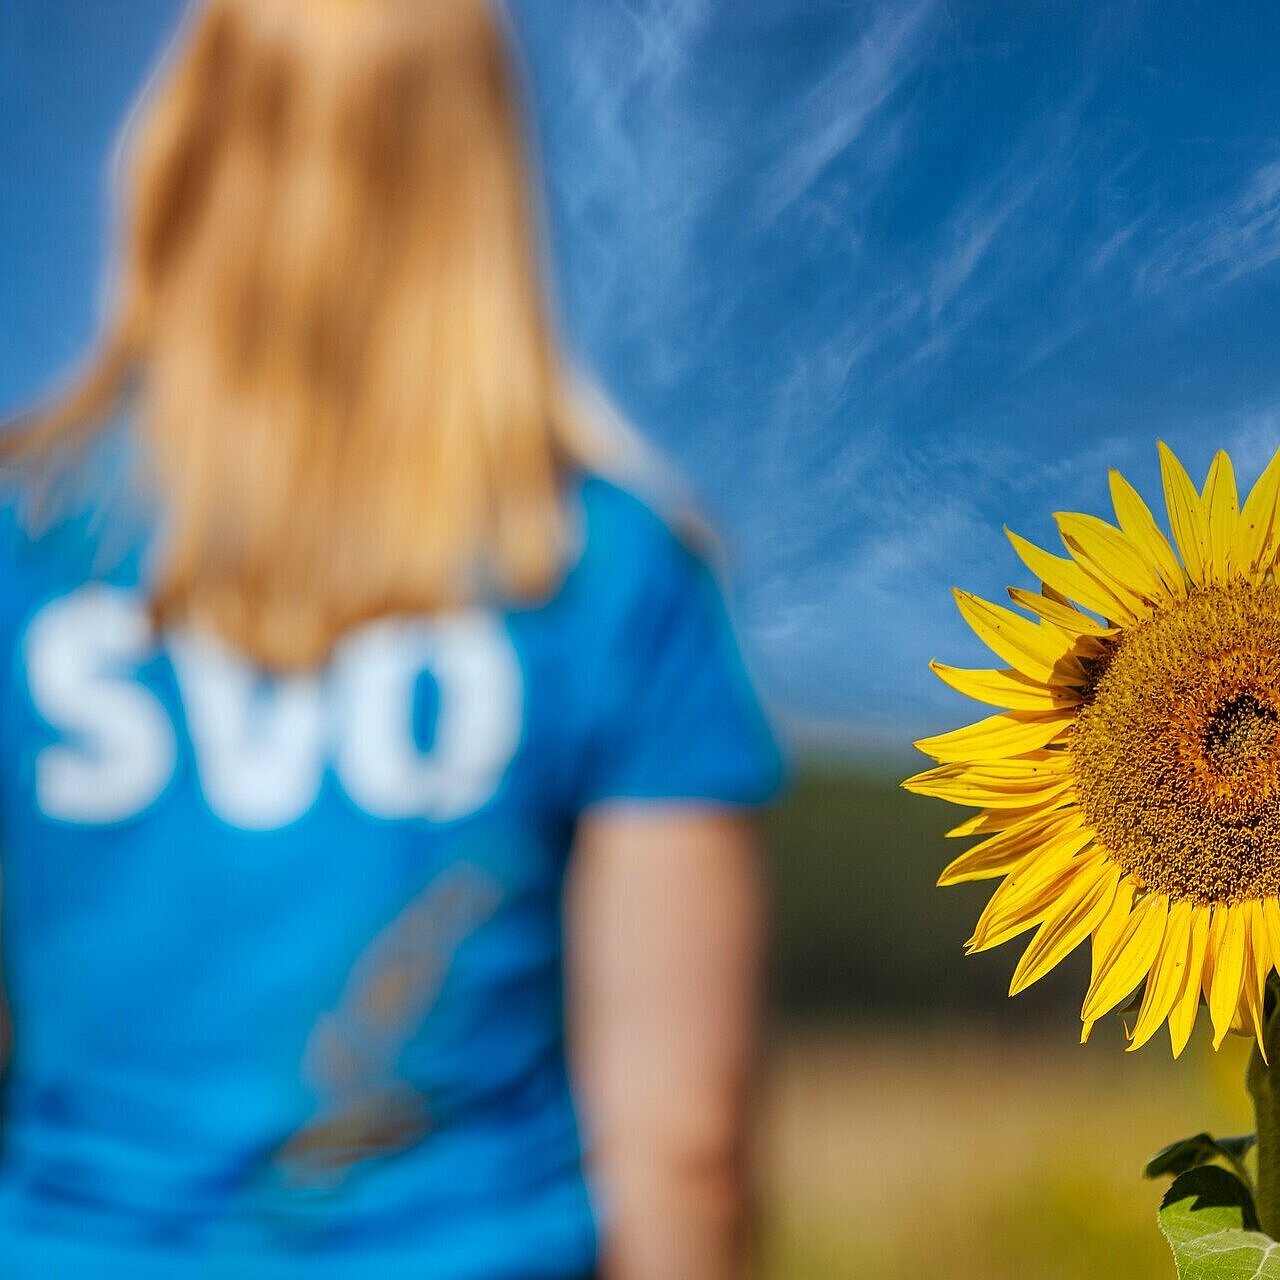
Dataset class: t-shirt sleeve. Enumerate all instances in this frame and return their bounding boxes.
[577,511,785,810]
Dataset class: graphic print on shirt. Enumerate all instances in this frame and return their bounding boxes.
[274,863,503,1188]
[22,584,524,829]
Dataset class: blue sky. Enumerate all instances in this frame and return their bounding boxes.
[5,3,1280,760]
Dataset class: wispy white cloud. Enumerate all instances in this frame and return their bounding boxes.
[755,0,940,226]
[1134,156,1280,293]
[540,0,724,381]
[1086,214,1147,276]
[525,2,1280,738]
[612,0,715,81]
[910,87,1092,360]
[758,81,1099,409]
[738,421,1153,725]
[1217,408,1280,486]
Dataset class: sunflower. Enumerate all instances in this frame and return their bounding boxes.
[904,442,1280,1056]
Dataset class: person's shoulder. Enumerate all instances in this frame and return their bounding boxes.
[572,470,716,601]
[578,470,672,547]
[558,473,787,809]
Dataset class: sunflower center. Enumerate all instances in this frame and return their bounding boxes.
[1204,693,1279,770]
[1072,583,1280,906]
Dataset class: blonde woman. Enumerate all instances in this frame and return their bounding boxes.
[0,2,781,1277]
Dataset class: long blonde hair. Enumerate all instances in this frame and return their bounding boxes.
[5,0,596,668]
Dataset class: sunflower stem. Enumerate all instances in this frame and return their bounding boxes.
[1247,977,1280,1238]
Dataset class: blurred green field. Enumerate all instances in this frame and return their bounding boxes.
[756,762,1254,1280]
[760,759,1095,1023]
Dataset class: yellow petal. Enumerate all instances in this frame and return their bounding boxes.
[1089,880,1138,988]
[1167,906,1211,1058]
[1207,905,1248,1049]
[1262,897,1280,972]
[1249,899,1273,1002]
[1009,862,1119,995]
[953,590,1082,684]
[968,846,1101,953]
[1238,906,1268,1059]
[1201,450,1239,584]
[903,755,1074,809]
[945,802,1075,838]
[938,807,1090,886]
[1038,581,1075,608]
[1127,898,1194,1051]
[1241,971,1266,1059]
[914,709,1075,763]
[1081,890,1167,1024]
[1006,528,1136,623]
[1080,882,1139,1044]
[1233,446,1280,581]
[1201,906,1223,1003]
[1006,587,1118,637]
[929,661,1080,712]
[1159,441,1211,586]
[1055,511,1168,610]
[922,782,1075,811]
[1109,468,1186,596]
[1038,618,1106,666]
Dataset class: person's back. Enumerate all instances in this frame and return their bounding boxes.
[0,3,782,1277]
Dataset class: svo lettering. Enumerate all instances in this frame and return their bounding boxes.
[23,586,522,830]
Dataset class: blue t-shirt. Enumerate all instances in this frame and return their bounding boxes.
[0,472,782,1279]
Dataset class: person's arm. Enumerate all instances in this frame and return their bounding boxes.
[565,804,767,1280]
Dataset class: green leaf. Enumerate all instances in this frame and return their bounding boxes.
[1158,1166,1280,1278]
[1147,1134,1258,1180]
